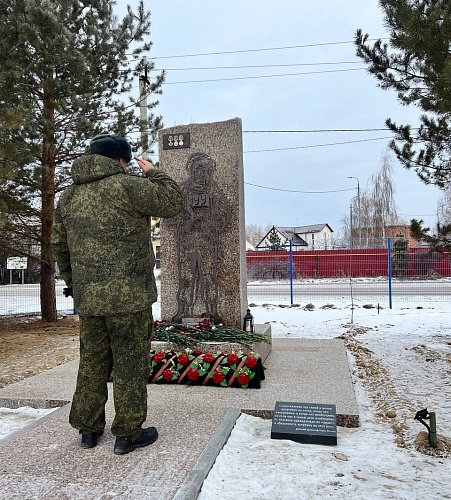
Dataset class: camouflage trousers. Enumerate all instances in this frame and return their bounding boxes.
[69,309,153,440]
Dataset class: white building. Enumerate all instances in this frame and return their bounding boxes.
[256,224,334,251]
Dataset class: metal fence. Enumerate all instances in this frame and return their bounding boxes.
[246,240,451,306]
[0,281,74,317]
[246,277,451,307]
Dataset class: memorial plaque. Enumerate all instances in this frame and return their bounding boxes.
[181,317,204,326]
[271,401,337,445]
[162,132,191,150]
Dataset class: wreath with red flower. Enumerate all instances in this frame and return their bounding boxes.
[148,349,266,389]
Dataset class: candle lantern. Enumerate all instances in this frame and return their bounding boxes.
[243,309,254,333]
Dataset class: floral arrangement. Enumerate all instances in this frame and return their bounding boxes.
[152,314,270,348]
[152,316,270,349]
[148,348,266,389]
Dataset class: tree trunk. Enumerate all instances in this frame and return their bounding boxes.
[40,176,56,321]
[40,82,57,322]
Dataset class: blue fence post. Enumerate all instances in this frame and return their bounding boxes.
[289,239,294,305]
[387,237,392,309]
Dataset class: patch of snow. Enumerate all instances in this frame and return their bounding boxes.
[0,407,58,440]
[199,300,451,499]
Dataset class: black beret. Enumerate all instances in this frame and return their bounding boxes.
[90,134,132,163]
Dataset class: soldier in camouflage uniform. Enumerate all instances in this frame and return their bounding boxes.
[52,134,184,454]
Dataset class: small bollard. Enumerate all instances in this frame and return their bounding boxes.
[429,412,437,448]
[414,408,437,448]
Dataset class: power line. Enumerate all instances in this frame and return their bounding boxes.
[243,128,391,133]
[163,67,365,85]
[153,61,361,71]
[244,136,393,153]
[138,130,394,154]
[244,183,355,194]
[148,38,386,60]
[142,135,392,157]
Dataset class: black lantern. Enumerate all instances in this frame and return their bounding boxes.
[243,309,254,333]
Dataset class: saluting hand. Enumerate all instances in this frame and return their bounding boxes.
[134,157,154,174]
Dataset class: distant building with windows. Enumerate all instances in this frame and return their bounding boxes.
[255,224,334,251]
[385,225,418,248]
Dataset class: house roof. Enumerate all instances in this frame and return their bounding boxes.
[286,223,334,234]
[255,223,333,249]
[255,226,307,248]
[275,227,308,246]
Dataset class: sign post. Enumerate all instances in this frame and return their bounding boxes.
[7,257,28,284]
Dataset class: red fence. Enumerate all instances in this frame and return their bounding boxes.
[246,248,451,279]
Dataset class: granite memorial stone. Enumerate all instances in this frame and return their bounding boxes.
[158,118,247,329]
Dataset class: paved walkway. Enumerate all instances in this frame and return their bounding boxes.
[0,338,358,500]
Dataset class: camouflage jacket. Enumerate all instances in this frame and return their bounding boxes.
[51,155,184,316]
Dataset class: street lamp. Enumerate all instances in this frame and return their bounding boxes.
[348,176,362,248]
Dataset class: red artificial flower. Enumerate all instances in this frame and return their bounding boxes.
[237,373,250,386]
[203,353,215,364]
[187,369,200,382]
[153,320,160,330]
[212,371,225,384]
[153,351,166,364]
[245,355,258,369]
[162,369,173,382]
[193,349,203,356]
[180,325,188,333]
[227,353,239,366]
[201,312,207,318]
[177,353,189,366]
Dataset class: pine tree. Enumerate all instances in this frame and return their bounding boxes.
[267,227,284,251]
[0,0,163,320]
[411,218,451,252]
[392,233,409,276]
[355,0,451,187]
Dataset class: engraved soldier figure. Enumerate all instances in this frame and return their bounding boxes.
[170,152,231,323]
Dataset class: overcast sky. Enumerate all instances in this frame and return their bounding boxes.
[118,0,442,237]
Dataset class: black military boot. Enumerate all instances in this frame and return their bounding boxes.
[114,427,158,455]
[80,430,104,449]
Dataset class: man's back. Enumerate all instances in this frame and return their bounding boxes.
[53,154,184,316]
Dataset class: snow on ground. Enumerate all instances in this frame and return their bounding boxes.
[1,287,451,498]
[0,407,58,441]
[198,300,451,500]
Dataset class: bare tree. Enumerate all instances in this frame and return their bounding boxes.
[437,188,451,226]
[245,224,264,247]
[341,150,400,248]
[246,223,274,247]
[370,150,399,245]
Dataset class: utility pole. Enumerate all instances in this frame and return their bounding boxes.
[348,176,362,248]
[350,204,353,249]
[139,65,159,251]
[139,65,149,160]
